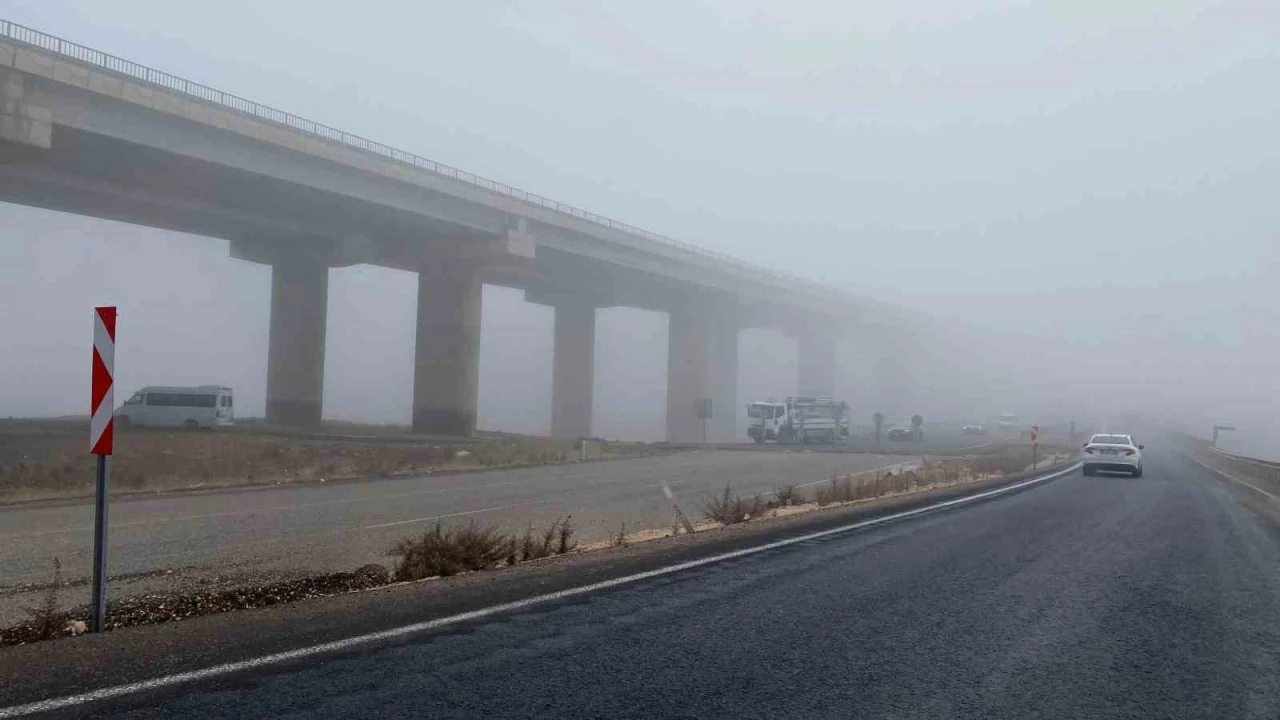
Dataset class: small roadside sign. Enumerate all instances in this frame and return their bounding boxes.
[1030,425,1040,472]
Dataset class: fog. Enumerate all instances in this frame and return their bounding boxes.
[1,2,1276,455]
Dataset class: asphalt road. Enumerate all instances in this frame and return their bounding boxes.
[38,442,1280,719]
[0,449,912,621]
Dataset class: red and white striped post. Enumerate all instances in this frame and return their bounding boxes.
[90,306,116,633]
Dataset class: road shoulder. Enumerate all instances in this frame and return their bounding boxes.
[0,460,1073,710]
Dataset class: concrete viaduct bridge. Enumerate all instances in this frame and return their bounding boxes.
[0,20,931,442]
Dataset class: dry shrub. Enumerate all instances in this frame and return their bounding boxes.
[971,446,1035,477]
[517,517,575,561]
[392,521,511,580]
[703,483,765,524]
[772,484,805,507]
[557,516,576,554]
[815,473,857,506]
[22,558,69,641]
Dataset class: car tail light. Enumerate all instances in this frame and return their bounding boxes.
[1125,449,1136,455]
[1083,446,1094,454]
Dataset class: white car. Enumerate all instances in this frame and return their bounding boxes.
[1081,433,1144,477]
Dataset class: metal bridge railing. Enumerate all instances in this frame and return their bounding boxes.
[0,18,833,295]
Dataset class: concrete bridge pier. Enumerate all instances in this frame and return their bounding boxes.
[666,308,741,444]
[550,301,596,439]
[265,253,329,426]
[870,353,909,418]
[710,321,740,442]
[413,259,483,436]
[797,331,837,399]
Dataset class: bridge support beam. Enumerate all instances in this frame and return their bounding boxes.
[0,67,52,151]
[797,331,837,399]
[266,254,329,426]
[414,261,482,436]
[551,302,596,439]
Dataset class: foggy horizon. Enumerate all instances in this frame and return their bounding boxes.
[1,2,1276,456]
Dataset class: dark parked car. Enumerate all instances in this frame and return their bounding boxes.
[887,428,913,441]
[963,424,988,436]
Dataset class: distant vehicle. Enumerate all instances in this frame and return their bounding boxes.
[116,385,234,429]
[746,397,850,444]
[1082,433,1144,477]
[996,413,1018,432]
[963,424,988,436]
[887,427,914,441]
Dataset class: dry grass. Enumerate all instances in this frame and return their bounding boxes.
[772,484,806,507]
[21,558,69,642]
[702,483,766,524]
[392,516,579,581]
[814,473,877,506]
[0,424,664,502]
[557,516,577,555]
[392,521,511,580]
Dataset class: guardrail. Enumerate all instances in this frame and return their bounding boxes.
[1213,446,1280,464]
[0,18,842,299]
[1213,447,1280,469]
[1204,446,1280,489]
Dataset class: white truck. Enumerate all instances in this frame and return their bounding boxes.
[746,397,850,444]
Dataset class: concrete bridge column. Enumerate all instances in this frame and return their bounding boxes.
[266,254,329,426]
[797,331,837,398]
[711,322,740,442]
[870,353,909,417]
[414,261,482,436]
[666,309,717,443]
[551,302,596,439]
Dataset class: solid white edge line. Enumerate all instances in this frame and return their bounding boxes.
[362,499,554,529]
[1183,453,1280,503]
[0,462,1081,719]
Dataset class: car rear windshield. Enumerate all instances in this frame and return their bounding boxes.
[1091,435,1131,445]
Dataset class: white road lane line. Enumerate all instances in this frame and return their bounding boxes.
[362,499,555,529]
[0,477,578,539]
[0,462,1078,719]
[0,453,892,539]
[794,460,915,490]
[0,454,741,539]
[0,457,898,581]
[1184,454,1280,503]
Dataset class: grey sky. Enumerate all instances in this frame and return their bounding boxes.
[1,2,1276,450]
